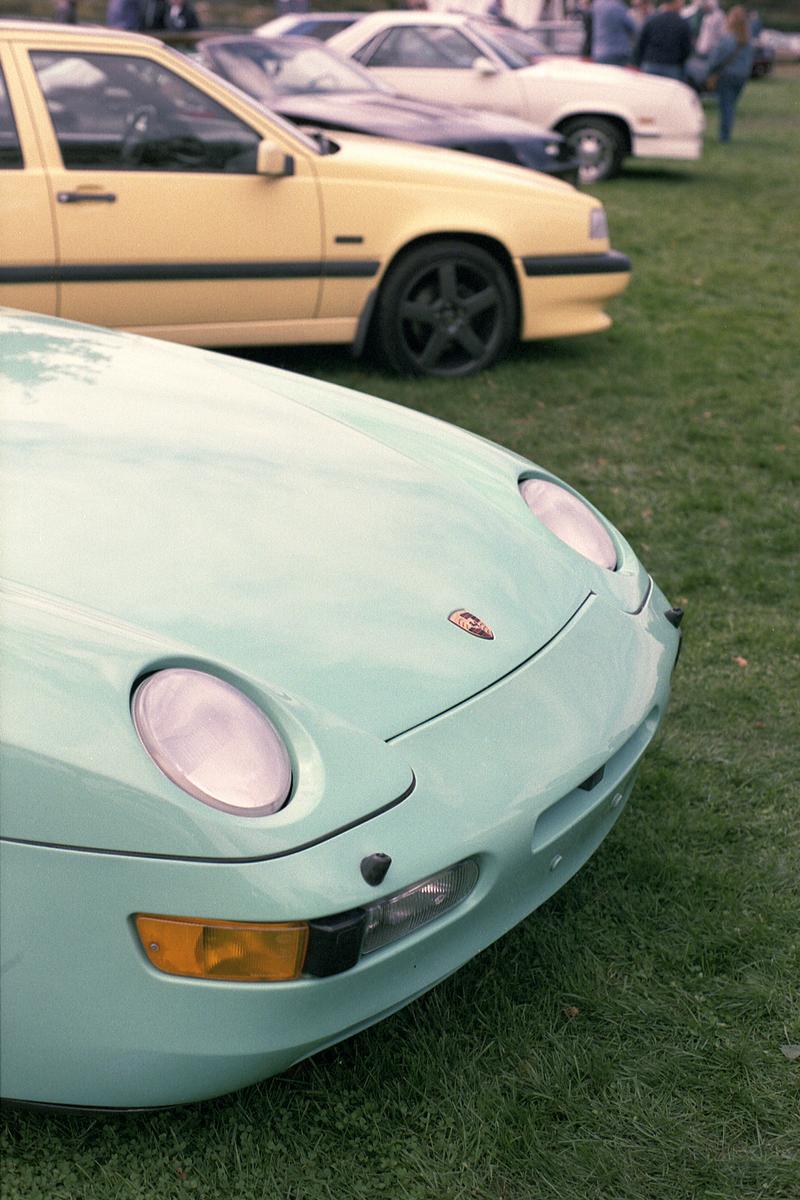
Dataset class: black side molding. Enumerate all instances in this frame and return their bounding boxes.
[522,251,631,277]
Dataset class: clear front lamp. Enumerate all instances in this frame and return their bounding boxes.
[132,669,291,816]
[520,478,617,570]
[589,207,609,239]
[361,860,479,956]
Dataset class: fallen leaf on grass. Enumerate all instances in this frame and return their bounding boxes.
[732,656,748,668]
[562,1006,580,1019]
[780,1045,800,1061]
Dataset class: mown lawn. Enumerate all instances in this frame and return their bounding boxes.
[2,70,798,1200]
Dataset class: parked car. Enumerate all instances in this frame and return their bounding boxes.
[759,28,800,62]
[0,309,683,1108]
[750,37,775,79]
[0,20,629,377]
[255,11,366,41]
[329,11,705,183]
[196,34,579,183]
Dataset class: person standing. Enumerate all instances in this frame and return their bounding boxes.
[166,0,200,29]
[695,0,727,58]
[706,6,754,142]
[577,0,593,58]
[106,0,140,28]
[631,1,654,30]
[591,0,637,66]
[54,0,78,21]
[680,1,703,42]
[141,0,167,29]
[633,0,693,78]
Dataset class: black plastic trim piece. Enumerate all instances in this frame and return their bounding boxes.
[522,251,631,277]
[0,774,416,866]
[579,765,605,792]
[360,852,392,887]
[57,191,117,204]
[673,631,684,670]
[0,260,380,285]
[305,908,368,977]
[352,286,377,358]
[665,606,684,628]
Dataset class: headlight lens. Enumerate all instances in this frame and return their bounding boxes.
[519,478,617,570]
[132,668,291,816]
[589,207,609,239]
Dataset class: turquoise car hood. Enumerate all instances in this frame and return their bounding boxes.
[3,315,593,740]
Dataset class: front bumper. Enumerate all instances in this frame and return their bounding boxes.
[0,581,679,1108]
[516,251,631,340]
[631,132,704,162]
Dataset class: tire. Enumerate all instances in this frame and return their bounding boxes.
[374,240,517,378]
[559,116,627,184]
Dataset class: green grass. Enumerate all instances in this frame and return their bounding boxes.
[2,71,799,1200]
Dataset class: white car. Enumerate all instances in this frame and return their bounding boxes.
[254,12,365,41]
[330,12,704,183]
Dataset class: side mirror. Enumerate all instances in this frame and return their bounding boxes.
[256,139,295,178]
[472,56,499,77]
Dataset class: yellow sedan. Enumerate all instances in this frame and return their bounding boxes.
[0,21,630,376]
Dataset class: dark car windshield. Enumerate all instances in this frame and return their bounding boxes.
[202,38,385,101]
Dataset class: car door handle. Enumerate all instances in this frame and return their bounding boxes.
[57,192,117,204]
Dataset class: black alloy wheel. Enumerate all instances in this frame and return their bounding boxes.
[375,241,517,377]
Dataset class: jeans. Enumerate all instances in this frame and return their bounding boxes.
[717,77,746,142]
[642,62,685,80]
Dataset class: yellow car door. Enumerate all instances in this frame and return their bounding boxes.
[0,47,57,316]
[12,37,324,343]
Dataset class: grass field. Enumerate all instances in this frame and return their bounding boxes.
[2,69,799,1200]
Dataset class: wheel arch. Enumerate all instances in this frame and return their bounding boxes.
[355,231,521,358]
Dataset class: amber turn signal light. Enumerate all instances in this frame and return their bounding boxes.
[135,914,309,982]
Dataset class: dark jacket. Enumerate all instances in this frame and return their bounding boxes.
[634,11,692,67]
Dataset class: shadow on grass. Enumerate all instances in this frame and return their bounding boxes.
[222,332,608,383]
[615,164,699,183]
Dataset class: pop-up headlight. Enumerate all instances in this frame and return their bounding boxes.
[520,477,617,570]
[132,668,291,816]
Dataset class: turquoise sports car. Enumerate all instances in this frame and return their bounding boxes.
[0,310,682,1110]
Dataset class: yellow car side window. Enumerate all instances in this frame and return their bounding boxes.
[0,64,24,169]
[29,51,260,173]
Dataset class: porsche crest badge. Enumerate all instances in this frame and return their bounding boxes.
[448,610,494,640]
